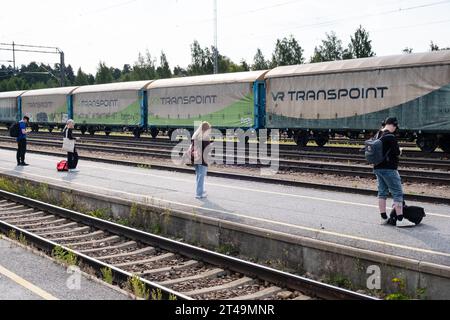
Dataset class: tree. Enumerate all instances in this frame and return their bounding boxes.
[111,67,122,81]
[310,32,344,62]
[271,35,305,67]
[129,50,157,80]
[173,65,188,77]
[346,25,375,59]
[74,67,89,86]
[403,47,413,54]
[430,41,450,51]
[156,51,172,79]
[95,62,113,84]
[187,40,213,75]
[65,65,76,85]
[252,48,269,70]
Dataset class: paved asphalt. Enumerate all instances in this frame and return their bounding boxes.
[0,150,449,266]
[0,238,130,300]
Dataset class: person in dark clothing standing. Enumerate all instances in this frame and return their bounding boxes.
[374,117,414,227]
[63,119,80,172]
[191,122,212,199]
[16,116,29,166]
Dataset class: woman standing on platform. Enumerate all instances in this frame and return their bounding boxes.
[191,122,212,199]
[62,119,80,173]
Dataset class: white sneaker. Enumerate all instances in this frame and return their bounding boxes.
[380,218,389,225]
[396,218,416,228]
[69,168,80,173]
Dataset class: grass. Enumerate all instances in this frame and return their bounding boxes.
[385,278,411,300]
[51,246,78,266]
[101,267,113,285]
[326,274,353,290]
[128,275,149,300]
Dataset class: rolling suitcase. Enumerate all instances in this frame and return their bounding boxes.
[57,160,69,172]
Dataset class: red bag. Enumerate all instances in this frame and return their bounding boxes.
[57,160,69,172]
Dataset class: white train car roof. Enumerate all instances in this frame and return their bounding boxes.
[266,50,450,79]
[147,70,269,89]
[72,81,153,94]
[21,86,79,97]
[0,90,27,98]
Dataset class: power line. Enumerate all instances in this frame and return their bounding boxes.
[276,0,450,33]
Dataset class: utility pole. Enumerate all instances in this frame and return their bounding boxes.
[12,42,16,70]
[60,51,65,87]
[213,0,218,74]
[0,42,65,86]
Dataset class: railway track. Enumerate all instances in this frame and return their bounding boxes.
[1,135,449,185]
[0,189,375,300]
[0,129,438,155]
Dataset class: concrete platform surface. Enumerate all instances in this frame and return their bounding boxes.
[0,238,130,300]
[0,150,449,267]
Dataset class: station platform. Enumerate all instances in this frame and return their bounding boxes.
[0,238,130,300]
[0,150,449,267]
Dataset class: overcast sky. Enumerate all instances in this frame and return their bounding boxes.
[1,0,449,74]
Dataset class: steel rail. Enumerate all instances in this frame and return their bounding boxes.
[0,189,377,300]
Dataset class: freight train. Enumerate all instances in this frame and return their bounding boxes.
[0,50,449,153]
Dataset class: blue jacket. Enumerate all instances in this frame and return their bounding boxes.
[17,121,27,141]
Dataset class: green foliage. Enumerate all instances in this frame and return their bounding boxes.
[271,35,305,67]
[89,208,109,220]
[18,233,27,246]
[52,246,78,266]
[347,25,375,59]
[7,229,17,240]
[95,62,114,84]
[101,267,113,285]
[326,274,353,290]
[311,31,344,62]
[151,288,163,300]
[385,278,411,300]
[129,275,150,299]
[252,48,269,70]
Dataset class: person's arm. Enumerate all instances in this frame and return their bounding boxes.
[68,128,75,140]
[389,136,401,156]
[20,122,26,134]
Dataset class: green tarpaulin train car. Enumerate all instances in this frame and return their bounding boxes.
[1,50,449,153]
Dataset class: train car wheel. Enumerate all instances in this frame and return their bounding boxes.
[417,135,437,153]
[439,136,450,153]
[133,128,141,138]
[105,127,112,136]
[150,128,159,139]
[294,131,309,147]
[314,133,329,147]
[88,128,96,136]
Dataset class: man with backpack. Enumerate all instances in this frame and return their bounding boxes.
[15,116,30,166]
[366,117,415,227]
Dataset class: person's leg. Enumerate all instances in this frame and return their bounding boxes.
[67,152,74,169]
[16,141,21,165]
[73,149,79,169]
[22,139,27,163]
[374,170,389,223]
[385,170,413,227]
[195,165,201,197]
[200,165,208,196]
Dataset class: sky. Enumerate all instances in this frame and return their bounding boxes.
[1,0,450,74]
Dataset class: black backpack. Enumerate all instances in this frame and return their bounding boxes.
[9,122,20,138]
[390,202,426,225]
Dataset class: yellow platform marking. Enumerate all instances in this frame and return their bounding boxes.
[1,164,449,259]
[0,263,59,300]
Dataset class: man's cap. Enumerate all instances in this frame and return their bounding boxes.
[384,117,399,127]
